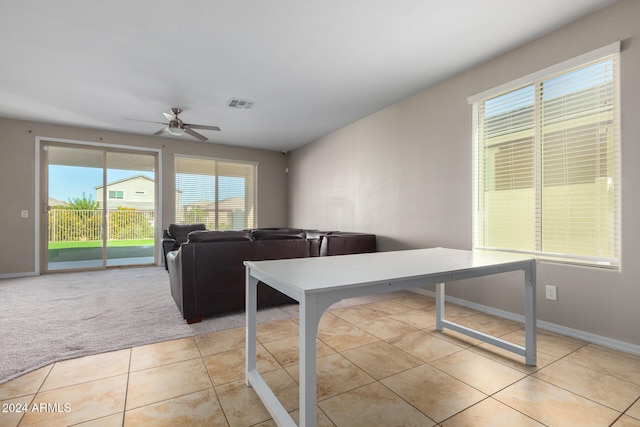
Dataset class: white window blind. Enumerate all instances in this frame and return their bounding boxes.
[174,155,257,230]
[470,43,620,268]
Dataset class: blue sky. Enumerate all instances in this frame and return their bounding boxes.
[485,59,613,117]
[49,166,244,206]
[48,166,153,203]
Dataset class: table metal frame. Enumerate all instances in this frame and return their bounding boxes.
[245,248,536,426]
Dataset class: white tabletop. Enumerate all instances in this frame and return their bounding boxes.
[244,247,534,294]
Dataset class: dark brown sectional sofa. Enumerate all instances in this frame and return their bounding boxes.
[163,227,376,323]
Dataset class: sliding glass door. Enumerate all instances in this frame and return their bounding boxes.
[42,143,157,272]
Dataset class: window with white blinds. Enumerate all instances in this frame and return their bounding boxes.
[174,155,257,230]
[469,43,620,268]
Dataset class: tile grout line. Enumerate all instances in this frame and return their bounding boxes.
[616,395,640,425]
[14,364,53,427]
[537,343,638,413]
[197,329,235,427]
[120,347,132,427]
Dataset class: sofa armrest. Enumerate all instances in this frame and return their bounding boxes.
[166,246,202,323]
[162,234,180,271]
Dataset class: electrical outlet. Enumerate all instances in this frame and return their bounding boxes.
[545,285,558,301]
[21,210,28,218]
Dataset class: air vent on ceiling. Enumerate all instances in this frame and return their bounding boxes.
[227,98,255,110]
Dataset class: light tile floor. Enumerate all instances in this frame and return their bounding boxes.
[2,291,640,426]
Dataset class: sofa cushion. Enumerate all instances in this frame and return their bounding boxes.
[251,229,305,240]
[168,223,206,244]
[304,231,337,256]
[304,230,337,240]
[320,233,377,256]
[187,230,252,242]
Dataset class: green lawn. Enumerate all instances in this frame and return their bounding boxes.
[48,239,155,262]
[48,239,154,249]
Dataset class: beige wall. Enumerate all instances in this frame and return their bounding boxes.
[288,0,640,349]
[0,118,288,276]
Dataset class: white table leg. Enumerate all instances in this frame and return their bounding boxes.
[435,282,445,331]
[524,261,537,365]
[299,293,319,427]
[245,270,258,386]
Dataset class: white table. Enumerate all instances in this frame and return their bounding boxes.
[245,248,536,427]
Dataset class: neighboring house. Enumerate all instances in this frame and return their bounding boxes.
[179,196,252,229]
[95,175,155,210]
[48,197,67,208]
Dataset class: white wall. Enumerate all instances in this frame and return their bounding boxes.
[288,0,640,349]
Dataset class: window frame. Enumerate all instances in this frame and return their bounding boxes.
[108,190,124,200]
[173,154,258,231]
[469,42,621,269]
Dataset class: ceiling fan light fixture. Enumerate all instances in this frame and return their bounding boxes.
[167,126,185,136]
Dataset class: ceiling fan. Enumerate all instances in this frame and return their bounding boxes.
[135,108,221,141]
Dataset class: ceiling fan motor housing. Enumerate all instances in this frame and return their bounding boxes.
[169,119,184,130]
[167,119,185,136]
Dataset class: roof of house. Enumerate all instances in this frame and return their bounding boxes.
[48,197,67,207]
[94,174,154,190]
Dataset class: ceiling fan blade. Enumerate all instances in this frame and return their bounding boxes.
[154,126,168,136]
[185,124,221,131]
[163,112,175,121]
[125,118,167,125]
[184,127,208,141]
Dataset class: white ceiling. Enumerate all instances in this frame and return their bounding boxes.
[0,0,616,152]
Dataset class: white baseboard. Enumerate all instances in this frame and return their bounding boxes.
[412,288,640,357]
[0,272,37,280]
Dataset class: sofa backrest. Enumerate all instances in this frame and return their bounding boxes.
[256,238,310,260]
[250,228,306,240]
[177,228,376,258]
[187,230,252,242]
[184,230,309,262]
[167,223,206,244]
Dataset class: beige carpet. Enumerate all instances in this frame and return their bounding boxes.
[0,266,297,384]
